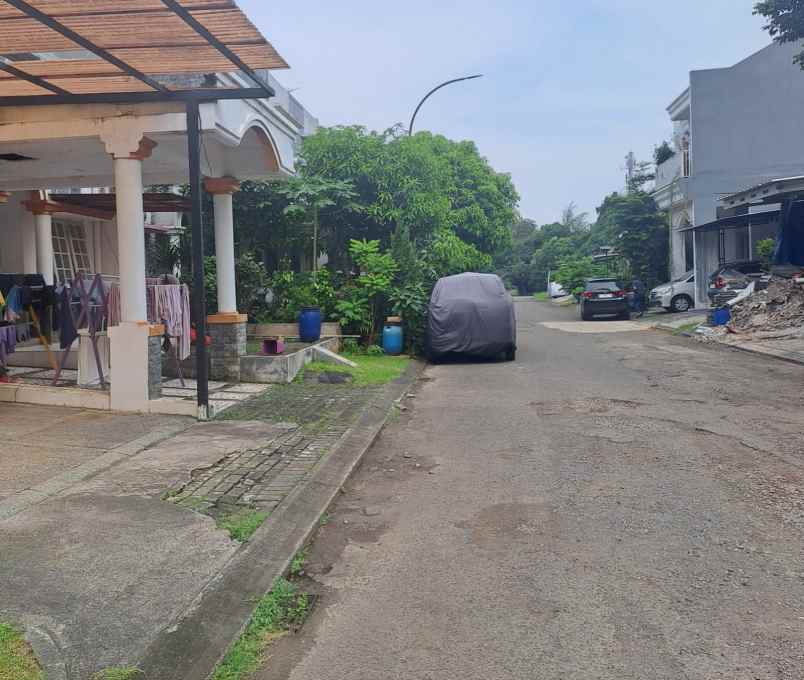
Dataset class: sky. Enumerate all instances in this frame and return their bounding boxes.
[240,0,771,225]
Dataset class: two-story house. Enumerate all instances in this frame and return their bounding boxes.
[653,41,804,307]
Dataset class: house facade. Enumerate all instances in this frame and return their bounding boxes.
[0,0,319,417]
[0,71,317,286]
[652,41,804,306]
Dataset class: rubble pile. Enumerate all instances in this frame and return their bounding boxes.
[728,278,804,335]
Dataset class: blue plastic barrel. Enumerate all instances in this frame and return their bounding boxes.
[382,323,403,355]
[299,306,322,342]
[712,307,731,326]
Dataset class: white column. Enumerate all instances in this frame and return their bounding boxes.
[114,156,147,322]
[213,193,237,313]
[34,212,54,284]
[205,177,241,314]
[102,134,157,413]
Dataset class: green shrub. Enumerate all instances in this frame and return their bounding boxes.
[199,253,269,319]
[756,238,776,269]
[335,240,398,343]
[259,269,338,323]
[554,255,606,296]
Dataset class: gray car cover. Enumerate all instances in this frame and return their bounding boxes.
[427,273,516,357]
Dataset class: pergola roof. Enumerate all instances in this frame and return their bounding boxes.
[0,0,287,103]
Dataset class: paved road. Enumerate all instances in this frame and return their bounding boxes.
[261,299,804,680]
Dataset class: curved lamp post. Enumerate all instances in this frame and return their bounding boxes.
[408,74,483,136]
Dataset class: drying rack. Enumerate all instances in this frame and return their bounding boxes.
[52,273,107,387]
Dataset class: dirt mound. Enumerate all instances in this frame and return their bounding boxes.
[729,278,804,334]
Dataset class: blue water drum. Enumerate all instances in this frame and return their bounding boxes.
[299,306,322,342]
[712,307,731,326]
[382,323,404,355]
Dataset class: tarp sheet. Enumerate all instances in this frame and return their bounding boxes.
[775,201,804,267]
[427,273,516,357]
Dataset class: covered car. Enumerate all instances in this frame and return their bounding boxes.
[426,273,517,361]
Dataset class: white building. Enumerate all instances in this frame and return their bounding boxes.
[0,1,316,417]
[653,41,804,306]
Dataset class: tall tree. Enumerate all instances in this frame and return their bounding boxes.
[299,126,518,264]
[560,202,590,233]
[594,192,669,287]
[754,1,804,68]
[276,177,360,273]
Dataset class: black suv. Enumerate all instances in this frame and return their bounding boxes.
[580,278,629,321]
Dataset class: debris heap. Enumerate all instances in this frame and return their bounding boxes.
[728,278,804,336]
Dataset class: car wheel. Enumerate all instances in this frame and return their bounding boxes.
[670,294,693,313]
[619,310,631,320]
[505,347,516,362]
[581,306,592,321]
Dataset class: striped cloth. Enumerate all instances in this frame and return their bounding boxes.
[155,284,191,360]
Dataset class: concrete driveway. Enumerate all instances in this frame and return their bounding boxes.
[260,298,804,680]
[0,405,189,504]
[0,403,289,679]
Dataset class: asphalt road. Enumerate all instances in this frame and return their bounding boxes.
[260,298,804,680]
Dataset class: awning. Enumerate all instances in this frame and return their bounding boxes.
[719,176,804,209]
[0,0,287,105]
[679,210,780,233]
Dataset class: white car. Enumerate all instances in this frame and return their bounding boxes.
[649,271,695,313]
[549,282,567,298]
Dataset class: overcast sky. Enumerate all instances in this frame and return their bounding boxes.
[240,0,771,225]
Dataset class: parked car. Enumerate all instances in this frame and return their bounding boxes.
[580,278,630,321]
[549,281,567,298]
[426,273,517,362]
[707,260,769,306]
[650,271,695,313]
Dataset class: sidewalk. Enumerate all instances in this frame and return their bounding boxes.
[634,308,804,366]
[0,363,419,680]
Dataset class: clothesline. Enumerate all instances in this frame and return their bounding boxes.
[106,280,192,360]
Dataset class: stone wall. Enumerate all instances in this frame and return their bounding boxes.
[207,321,246,382]
[148,335,162,400]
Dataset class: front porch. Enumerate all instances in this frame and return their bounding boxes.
[0,0,318,417]
[0,94,315,418]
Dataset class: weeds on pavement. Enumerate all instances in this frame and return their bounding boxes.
[289,549,308,578]
[217,509,269,543]
[211,578,311,680]
[90,667,142,680]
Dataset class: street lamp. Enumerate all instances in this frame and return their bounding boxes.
[408,74,483,136]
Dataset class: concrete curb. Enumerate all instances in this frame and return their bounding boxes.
[721,341,804,367]
[138,360,424,680]
[654,322,804,367]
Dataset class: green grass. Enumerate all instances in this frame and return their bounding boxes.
[0,622,42,680]
[90,667,142,680]
[673,322,702,336]
[289,549,308,578]
[217,509,270,543]
[304,353,410,386]
[211,579,311,680]
[533,291,549,301]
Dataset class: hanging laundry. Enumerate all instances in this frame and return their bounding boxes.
[155,284,191,360]
[3,285,21,322]
[0,324,17,364]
